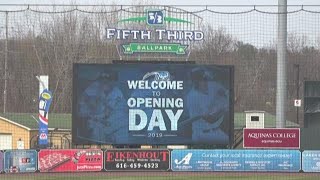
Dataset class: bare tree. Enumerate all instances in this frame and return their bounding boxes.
[196,26,235,63]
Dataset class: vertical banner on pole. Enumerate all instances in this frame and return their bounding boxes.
[38,76,53,148]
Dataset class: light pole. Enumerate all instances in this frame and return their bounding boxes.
[4,11,8,113]
[294,64,300,125]
[276,0,287,128]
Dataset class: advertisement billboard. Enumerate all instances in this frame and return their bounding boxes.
[4,150,37,173]
[243,128,300,149]
[104,149,170,171]
[0,151,3,172]
[171,149,300,172]
[302,150,320,172]
[38,149,103,172]
[73,63,234,145]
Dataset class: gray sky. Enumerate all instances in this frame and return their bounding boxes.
[0,0,319,48]
[0,0,319,5]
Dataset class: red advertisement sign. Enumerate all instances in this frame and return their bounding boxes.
[105,149,170,171]
[243,128,300,149]
[38,149,103,172]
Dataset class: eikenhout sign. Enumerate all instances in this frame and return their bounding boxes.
[104,149,170,171]
[243,128,300,149]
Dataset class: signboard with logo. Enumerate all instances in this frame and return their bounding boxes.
[302,150,320,172]
[294,99,301,107]
[38,149,103,172]
[73,63,233,145]
[147,10,164,25]
[106,9,203,58]
[17,140,24,149]
[104,149,170,171]
[0,151,3,172]
[243,128,300,149]
[171,149,300,172]
[4,150,37,173]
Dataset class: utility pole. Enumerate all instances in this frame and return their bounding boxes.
[276,0,287,128]
[295,64,300,125]
[4,11,8,113]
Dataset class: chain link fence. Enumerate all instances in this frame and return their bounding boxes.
[0,4,320,180]
[1,5,319,123]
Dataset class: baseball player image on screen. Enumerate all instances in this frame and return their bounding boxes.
[185,67,229,144]
[77,71,128,144]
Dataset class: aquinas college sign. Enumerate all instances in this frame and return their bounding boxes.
[105,9,204,55]
[243,128,300,149]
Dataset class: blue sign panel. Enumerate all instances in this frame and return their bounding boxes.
[0,151,3,172]
[147,10,164,25]
[302,150,320,172]
[73,63,233,145]
[171,149,301,172]
[4,150,37,173]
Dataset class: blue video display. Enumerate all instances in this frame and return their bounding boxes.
[73,63,233,145]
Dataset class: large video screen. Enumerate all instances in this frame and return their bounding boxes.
[72,62,233,145]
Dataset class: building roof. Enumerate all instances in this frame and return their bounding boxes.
[0,113,71,130]
[0,112,298,131]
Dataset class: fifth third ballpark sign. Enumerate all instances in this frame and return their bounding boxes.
[243,128,300,149]
[106,9,204,55]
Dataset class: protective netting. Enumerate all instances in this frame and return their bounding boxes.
[1,4,320,180]
[1,5,318,122]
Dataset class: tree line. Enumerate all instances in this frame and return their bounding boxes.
[0,8,319,126]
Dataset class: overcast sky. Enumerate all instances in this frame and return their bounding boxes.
[0,0,319,48]
[0,0,319,5]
